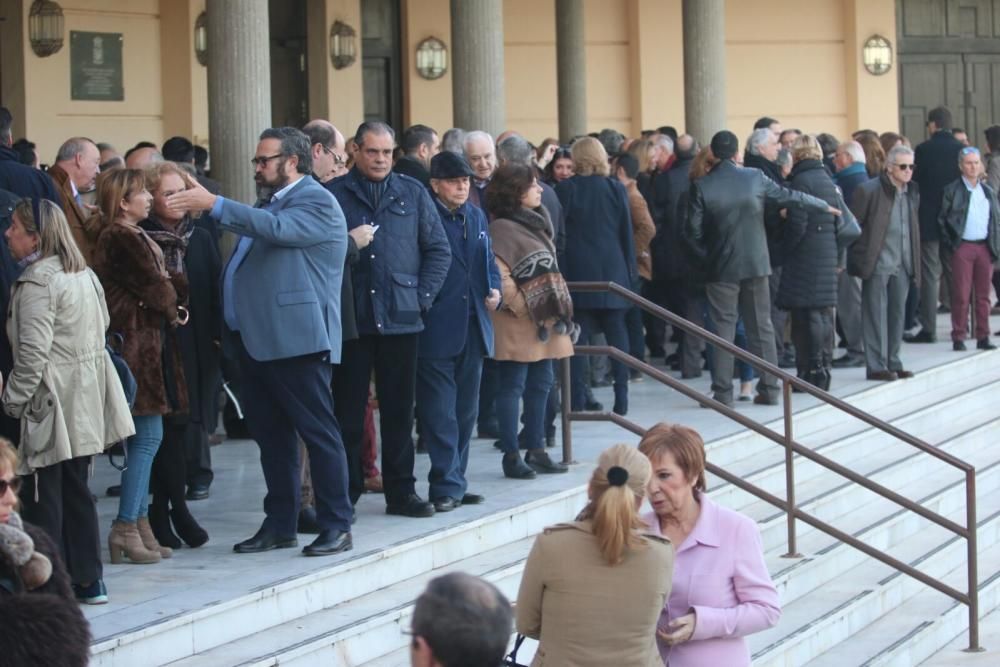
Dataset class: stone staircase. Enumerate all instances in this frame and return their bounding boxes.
[89,350,1000,666]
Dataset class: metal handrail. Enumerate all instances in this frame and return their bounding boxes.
[559,280,982,652]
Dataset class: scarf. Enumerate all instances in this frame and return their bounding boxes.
[0,511,52,592]
[141,215,192,275]
[490,207,575,335]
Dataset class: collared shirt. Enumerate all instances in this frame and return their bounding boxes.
[961,176,990,241]
[69,178,82,208]
[876,185,913,277]
[215,176,304,331]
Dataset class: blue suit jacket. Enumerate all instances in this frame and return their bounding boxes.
[418,199,499,359]
[217,176,348,363]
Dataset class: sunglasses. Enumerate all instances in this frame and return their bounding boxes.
[0,477,22,496]
[893,163,914,171]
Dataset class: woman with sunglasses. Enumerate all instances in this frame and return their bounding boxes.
[0,440,92,664]
[2,199,134,604]
[93,168,189,565]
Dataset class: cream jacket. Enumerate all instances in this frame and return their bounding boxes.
[3,256,135,475]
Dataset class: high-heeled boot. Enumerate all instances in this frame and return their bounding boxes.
[613,383,628,416]
[108,520,161,564]
[163,422,209,548]
[137,516,173,558]
[148,498,182,550]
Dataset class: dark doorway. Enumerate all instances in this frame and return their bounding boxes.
[269,0,309,128]
[362,0,402,131]
[897,0,1000,147]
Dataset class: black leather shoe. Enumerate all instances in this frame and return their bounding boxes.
[106,485,121,497]
[302,529,352,557]
[753,394,779,406]
[502,452,536,479]
[477,421,500,439]
[903,330,935,343]
[461,493,485,505]
[583,399,604,412]
[186,484,210,501]
[978,338,997,350]
[953,340,968,351]
[894,369,915,379]
[233,527,298,553]
[432,497,459,512]
[831,354,865,368]
[525,450,569,474]
[386,494,436,518]
[297,507,321,534]
[867,370,898,381]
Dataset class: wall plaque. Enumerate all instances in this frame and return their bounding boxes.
[70,31,123,101]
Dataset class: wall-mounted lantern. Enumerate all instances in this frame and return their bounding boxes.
[415,37,447,80]
[29,0,65,57]
[330,21,357,70]
[194,11,208,66]
[862,34,893,76]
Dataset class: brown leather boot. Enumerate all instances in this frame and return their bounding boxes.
[108,520,161,565]
[137,516,173,558]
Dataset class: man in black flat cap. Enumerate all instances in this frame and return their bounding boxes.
[416,151,501,512]
[683,130,840,406]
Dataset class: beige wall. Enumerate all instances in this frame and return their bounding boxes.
[401,0,453,132]
[160,0,208,146]
[19,0,165,163]
[307,0,364,134]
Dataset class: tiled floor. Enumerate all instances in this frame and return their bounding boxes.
[82,314,997,644]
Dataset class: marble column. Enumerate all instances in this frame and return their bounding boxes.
[682,0,727,144]
[450,0,505,137]
[555,0,587,142]
[206,0,271,254]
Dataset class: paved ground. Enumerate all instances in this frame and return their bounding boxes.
[81,313,999,645]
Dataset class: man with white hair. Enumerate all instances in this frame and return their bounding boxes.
[832,140,871,368]
[463,130,496,209]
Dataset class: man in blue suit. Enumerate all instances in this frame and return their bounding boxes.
[417,152,500,512]
[167,127,353,557]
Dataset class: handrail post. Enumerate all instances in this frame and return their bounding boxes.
[782,378,802,558]
[964,468,984,652]
[559,357,574,465]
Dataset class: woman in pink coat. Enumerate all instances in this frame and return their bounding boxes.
[639,422,780,666]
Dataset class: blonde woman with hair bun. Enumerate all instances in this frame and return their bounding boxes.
[515,443,674,666]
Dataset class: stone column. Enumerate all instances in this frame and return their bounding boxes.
[682,0,726,143]
[556,0,587,142]
[450,0,505,137]
[206,0,271,245]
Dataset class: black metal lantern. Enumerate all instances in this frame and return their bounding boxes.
[330,20,357,70]
[29,0,65,58]
[862,34,893,76]
[194,11,208,67]
[415,37,447,80]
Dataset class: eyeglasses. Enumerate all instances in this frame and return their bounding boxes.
[320,144,347,166]
[250,154,284,168]
[0,477,22,496]
[893,163,914,171]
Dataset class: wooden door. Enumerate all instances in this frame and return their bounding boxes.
[269,0,309,128]
[361,0,402,131]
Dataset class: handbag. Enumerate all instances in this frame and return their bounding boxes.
[834,189,861,251]
[502,634,529,667]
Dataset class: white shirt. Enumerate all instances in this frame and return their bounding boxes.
[962,176,990,241]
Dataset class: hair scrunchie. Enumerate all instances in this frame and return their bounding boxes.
[607,466,629,487]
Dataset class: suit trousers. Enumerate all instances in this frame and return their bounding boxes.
[416,327,485,501]
[240,343,352,534]
[950,241,993,341]
[19,456,102,586]
[918,240,942,339]
[705,277,779,403]
[184,420,213,489]
[862,272,909,373]
[681,293,707,377]
[769,267,790,357]
[477,359,499,431]
[790,307,835,375]
[334,333,418,505]
[570,308,629,409]
[836,271,864,356]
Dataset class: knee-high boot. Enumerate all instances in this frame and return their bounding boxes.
[164,422,209,548]
[149,445,182,550]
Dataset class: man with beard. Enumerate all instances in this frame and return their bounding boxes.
[394,124,440,188]
[167,127,353,557]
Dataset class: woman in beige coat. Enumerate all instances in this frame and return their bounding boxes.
[516,444,674,666]
[486,164,575,480]
[2,198,135,605]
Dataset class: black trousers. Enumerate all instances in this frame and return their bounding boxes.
[184,419,213,489]
[790,307,835,376]
[570,308,629,409]
[240,344,352,535]
[477,358,499,430]
[334,333,418,505]
[19,456,102,586]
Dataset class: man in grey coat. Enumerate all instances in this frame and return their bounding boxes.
[167,127,353,557]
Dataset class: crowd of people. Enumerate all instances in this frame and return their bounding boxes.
[0,99,998,663]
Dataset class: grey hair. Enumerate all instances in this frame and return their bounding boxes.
[957,146,981,165]
[776,148,792,169]
[441,128,466,154]
[55,137,97,163]
[14,199,86,273]
[748,128,775,156]
[654,134,674,153]
[354,121,395,149]
[839,140,866,165]
[464,130,494,151]
[496,135,533,166]
[886,144,914,166]
[260,127,313,174]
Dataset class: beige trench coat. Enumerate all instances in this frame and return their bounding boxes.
[516,520,674,666]
[3,256,135,475]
